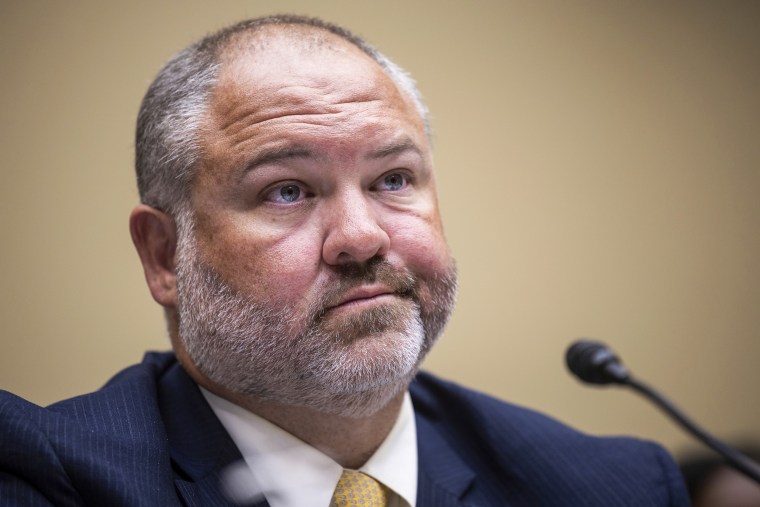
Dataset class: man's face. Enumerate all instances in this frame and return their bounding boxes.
[173,30,456,416]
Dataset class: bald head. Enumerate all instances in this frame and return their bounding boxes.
[135,15,429,217]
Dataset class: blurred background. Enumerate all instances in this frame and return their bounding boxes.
[1,1,758,459]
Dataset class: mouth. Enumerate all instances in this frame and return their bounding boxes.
[326,285,398,313]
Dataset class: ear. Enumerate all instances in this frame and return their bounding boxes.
[129,204,180,308]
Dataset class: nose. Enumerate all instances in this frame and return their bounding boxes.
[322,192,390,265]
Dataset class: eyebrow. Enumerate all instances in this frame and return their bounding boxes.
[244,145,317,173]
[365,138,423,160]
[243,137,423,175]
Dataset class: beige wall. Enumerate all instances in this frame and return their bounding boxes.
[1,1,758,458]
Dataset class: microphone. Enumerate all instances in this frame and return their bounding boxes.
[566,339,760,485]
[566,340,630,385]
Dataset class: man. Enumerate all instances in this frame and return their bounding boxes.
[0,15,688,506]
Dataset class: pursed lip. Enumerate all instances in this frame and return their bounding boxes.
[328,285,395,311]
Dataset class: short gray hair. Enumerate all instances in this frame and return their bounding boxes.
[135,15,430,217]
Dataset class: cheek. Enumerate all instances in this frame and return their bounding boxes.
[387,212,452,277]
[198,219,322,302]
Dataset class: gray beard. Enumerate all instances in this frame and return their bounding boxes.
[174,224,457,418]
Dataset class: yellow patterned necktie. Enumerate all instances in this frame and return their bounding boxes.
[329,469,388,507]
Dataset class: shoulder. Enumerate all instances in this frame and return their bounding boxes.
[0,352,179,506]
[410,371,690,506]
[1,351,175,437]
[411,370,599,445]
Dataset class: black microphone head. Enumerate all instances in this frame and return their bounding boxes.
[566,339,630,385]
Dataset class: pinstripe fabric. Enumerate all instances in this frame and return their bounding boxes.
[411,372,689,506]
[0,354,254,507]
[0,352,689,506]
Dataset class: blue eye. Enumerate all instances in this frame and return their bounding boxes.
[382,173,406,191]
[278,184,301,202]
[264,183,306,204]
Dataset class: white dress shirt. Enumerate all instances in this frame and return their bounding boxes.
[202,389,418,507]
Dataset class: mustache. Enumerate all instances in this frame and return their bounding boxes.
[313,257,417,317]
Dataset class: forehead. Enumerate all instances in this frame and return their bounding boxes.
[191,26,431,194]
[204,27,426,141]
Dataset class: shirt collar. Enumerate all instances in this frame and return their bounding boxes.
[202,389,417,507]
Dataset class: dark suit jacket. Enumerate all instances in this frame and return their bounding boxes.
[0,352,689,506]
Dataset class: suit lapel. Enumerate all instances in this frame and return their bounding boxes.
[157,361,486,507]
[157,361,269,507]
[415,413,483,507]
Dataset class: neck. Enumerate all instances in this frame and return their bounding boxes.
[179,362,403,468]
[173,340,408,468]
[231,392,406,469]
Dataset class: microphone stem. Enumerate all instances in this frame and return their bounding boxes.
[625,376,760,485]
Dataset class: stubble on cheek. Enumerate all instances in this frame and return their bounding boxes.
[190,221,309,308]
